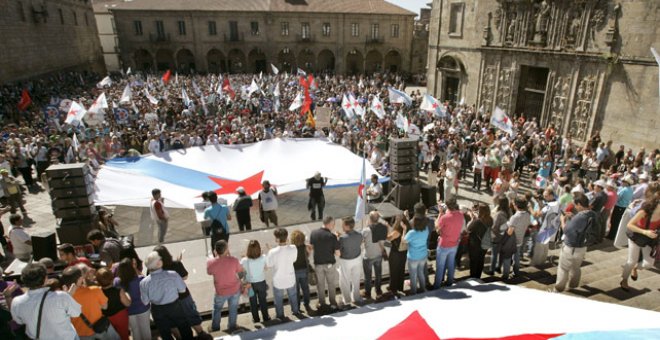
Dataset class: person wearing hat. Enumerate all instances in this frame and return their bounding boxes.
[233,187,253,231]
[1,169,27,214]
[632,172,649,201]
[306,172,328,221]
[589,179,608,243]
[608,175,634,240]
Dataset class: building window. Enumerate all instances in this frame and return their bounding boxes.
[155,20,165,38]
[301,22,310,39]
[58,9,64,24]
[178,20,186,35]
[134,20,143,35]
[72,11,78,25]
[322,23,331,37]
[250,21,259,36]
[17,2,26,22]
[208,21,217,36]
[448,2,465,36]
[281,22,289,36]
[351,23,359,37]
[391,24,399,38]
[370,23,379,39]
[229,21,239,41]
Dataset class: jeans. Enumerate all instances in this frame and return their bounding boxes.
[408,258,426,295]
[248,281,270,322]
[472,169,482,190]
[434,246,458,288]
[524,229,538,257]
[502,245,523,279]
[155,219,168,243]
[490,243,500,273]
[315,263,338,306]
[78,325,120,340]
[362,256,383,296]
[295,269,311,308]
[211,292,240,331]
[273,285,299,319]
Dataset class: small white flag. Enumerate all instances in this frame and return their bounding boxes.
[144,88,159,105]
[273,83,281,97]
[297,68,307,76]
[271,64,279,75]
[119,84,132,103]
[248,79,260,96]
[490,106,514,135]
[388,87,413,107]
[126,67,132,76]
[182,88,192,107]
[370,96,386,119]
[64,101,87,124]
[341,94,355,119]
[192,81,202,96]
[259,71,263,80]
[349,94,365,117]
[72,133,80,151]
[288,93,304,111]
[96,76,112,88]
[88,93,109,114]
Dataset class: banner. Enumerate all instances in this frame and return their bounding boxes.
[95,138,384,208]
[314,107,332,128]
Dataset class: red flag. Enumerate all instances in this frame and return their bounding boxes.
[222,78,235,100]
[17,89,31,111]
[162,69,172,84]
[300,75,313,116]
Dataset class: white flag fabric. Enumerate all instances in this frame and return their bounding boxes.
[119,84,132,103]
[175,72,179,85]
[64,101,87,124]
[94,138,383,208]
[192,81,202,96]
[144,88,159,105]
[341,95,355,119]
[248,79,260,96]
[288,93,304,111]
[491,106,514,135]
[297,68,307,76]
[200,94,209,116]
[72,133,80,151]
[388,87,413,107]
[420,94,446,117]
[349,94,365,117]
[395,113,408,130]
[651,47,660,106]
[358,78,365,89]
[97,76,112,88]
[370,96,386,119]
[354,156,367,222]
[182,88,192,107]
[271,64,279,75]
[273,83,281,97]
[88,93,108,113]
[126,67,132,76]
[259,71,263,80]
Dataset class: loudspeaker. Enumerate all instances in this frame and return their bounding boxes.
[420,184,438,208]
[392,181,420,211]
[31,231,57,261]
[390,138,417,150]
[57,216,98,245]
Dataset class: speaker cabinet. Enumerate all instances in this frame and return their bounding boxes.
[31,231,57,261]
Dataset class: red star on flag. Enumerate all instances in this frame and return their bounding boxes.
[431,102,439,109]
[344,102,352,109]
[357,182,365,198]
[502,116,509,124]
[375,103,382,110]
[68,109,78,116]
[208,170,265,196]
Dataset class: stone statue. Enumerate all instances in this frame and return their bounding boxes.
[535,1,550,34]
[566,12,582,46]
[506,14,517,43]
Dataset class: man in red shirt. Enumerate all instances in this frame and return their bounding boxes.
[206,240,244,332]
[58,243,93,268]
[434,197,464,288]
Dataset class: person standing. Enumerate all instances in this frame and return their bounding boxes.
[8,214,32,262]
[366,174,383,203]
[405,210,430,295]
[204,192,231,246]
[387,214,409,296]
[362,212,388,299]
[1,169,27,214]
[472,150,485,191]
[291,230,313,313]
[115,258,151,340]
[86,230,122,268]
[241,240,270,323]
[150,189,169,244]
[433,198,464,288]
[258,181,279,228]
[590,180,608,243]
[307,172,328,220]
[553,193,597,292]
[266,228,300,319]
[502,198,531,280]
[207,240,243,333]
[338,217,363,306]
[608,175,634,240]
[233,187,253,231]
[96,268,131,340]
[486,196,511,276]
[309,216,340,310]
[467,204,493,279]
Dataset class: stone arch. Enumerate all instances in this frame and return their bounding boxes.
[176,48,195,74]
[297,48,315,72]
[345,49,364,75]
[365,50,383,74]
[134,49,153,72]
[155,49,174,71]
[384,50,403,73]
[247,48,267,73]
[227,49,246,73]
[317,49,335,73]
[277,48,296,74]
[435,54,467,105]
[207,49,226,74]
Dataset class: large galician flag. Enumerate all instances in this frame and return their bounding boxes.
[95,138,384,208]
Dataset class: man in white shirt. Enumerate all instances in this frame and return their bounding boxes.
[8,214,32,261]
[258,181,279,228]
[11,263,81,339]
[266,228,300,319]
[366,174,383,203]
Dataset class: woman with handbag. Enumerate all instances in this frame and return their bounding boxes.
[291,230,313,313]
[620,183,659,291]
[387,214,409,296]
[96,268,131,340]
[240,240,270,323]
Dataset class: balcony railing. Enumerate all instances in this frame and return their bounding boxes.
[149,33,170,43]
[224,33,245,43]
[365,35,384,44]
[296,34,315,43]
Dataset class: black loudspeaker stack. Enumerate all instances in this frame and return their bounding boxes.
[46,163,97,245]
[389,138,421,211]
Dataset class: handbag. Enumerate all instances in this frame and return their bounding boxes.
[307,263,318,286]
[79,313,111,334]
[244,260,255,298]
[626,214,659,248]
[398,235,408,252]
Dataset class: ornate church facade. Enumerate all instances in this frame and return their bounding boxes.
[427,0,659,149]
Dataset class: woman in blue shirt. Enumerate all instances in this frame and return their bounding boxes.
[404,213,430,295]
[240,240,270,323]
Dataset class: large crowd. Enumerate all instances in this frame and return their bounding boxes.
[0,69,659,339]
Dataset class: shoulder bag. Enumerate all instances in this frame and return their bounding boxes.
[79,312,111,334]
[33,290,49,339]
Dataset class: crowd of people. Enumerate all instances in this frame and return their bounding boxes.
[0,68,659,338]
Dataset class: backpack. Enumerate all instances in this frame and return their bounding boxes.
[576,212,598,247]
[208,206,226,236]
[480,227,492,251]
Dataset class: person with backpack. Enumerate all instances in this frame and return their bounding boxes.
[552,192,597,292]
[87,229,122,268]
[204,191,231,247]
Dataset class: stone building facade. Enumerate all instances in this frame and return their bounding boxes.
[110,0,416,75]
[427,0,659,150]
[0,0,105,83]
[93,0,121,72]
[411,5,432,78]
